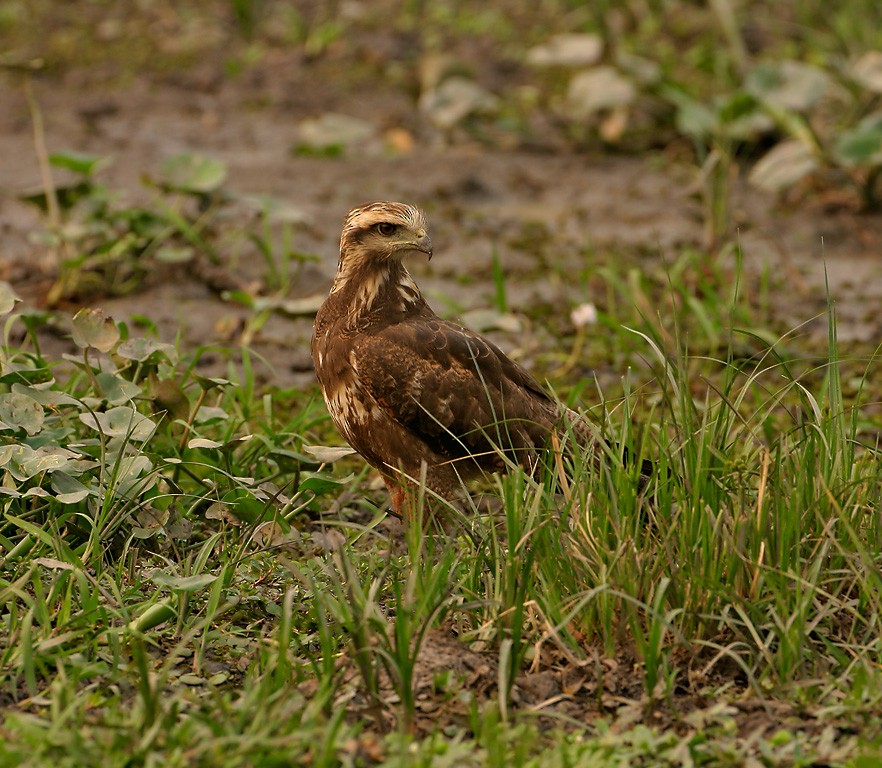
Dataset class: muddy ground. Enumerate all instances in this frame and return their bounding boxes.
[3,18,882,393]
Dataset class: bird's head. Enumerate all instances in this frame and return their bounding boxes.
[339,201,433,266]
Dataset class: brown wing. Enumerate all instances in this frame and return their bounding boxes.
[353,316,557,466]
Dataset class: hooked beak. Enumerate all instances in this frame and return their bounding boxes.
[417,233,433,260]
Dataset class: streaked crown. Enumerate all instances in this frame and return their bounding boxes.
[341,201,427,244]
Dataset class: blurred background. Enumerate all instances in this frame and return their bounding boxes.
[3,0,882,391]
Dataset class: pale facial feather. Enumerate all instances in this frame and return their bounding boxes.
[330,201,432,315]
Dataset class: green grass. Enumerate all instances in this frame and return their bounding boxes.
[2,255,882,764]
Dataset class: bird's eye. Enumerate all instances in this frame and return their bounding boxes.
[376,222,396,236]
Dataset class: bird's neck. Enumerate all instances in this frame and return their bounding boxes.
[330,259,425,321]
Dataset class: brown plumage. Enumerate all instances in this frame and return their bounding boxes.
[312,201,602,518]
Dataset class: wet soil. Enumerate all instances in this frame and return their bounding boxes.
[3,47,882,393]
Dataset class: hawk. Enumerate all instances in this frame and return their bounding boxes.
[312,201,621,519]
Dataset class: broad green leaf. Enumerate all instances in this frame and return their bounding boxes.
[21,447,76,478]
[50,472,93,504]
[96,372,142,405]
[33,557,76,570]
[239,194,310,224]
[565,66,635,120]
[115,455,154,486]
[19,181,93,212]
[132,507,170,538]
[298,472,353,495]
[103,455,156,502]
[71,308,120,352]
[160,153,227,193]
[746,60,830,112]
[218,488,265,524]
[154,245,195,263]
[194,406,231,424]
[835,112,882,167]
[0,444,21,468]
[186,434,251,454]
[128,600,176,632]
[188,438,224,449]
[0,281,20,315]
[303,444,357,463]
[0,444,75,480]
[662,86,717,140]
[11,383,80,408]
[149,571,218,592]
[48,150,111,176]
[194,374,234,391]
[0,358,53,386]
[851,51,882,94]
[116,338,177,364]
[749,140,818,192]
[177,673,206,686]
[0,392,44,435]
[79,406,157,441]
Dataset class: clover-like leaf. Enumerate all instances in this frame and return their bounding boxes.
[132,507,170,539]
[79,406,157,441]
[11,383,80,408]
[0,444,76,481]
[160,153,227,194]
[96,372,142,405]
[50,471,93,504]
[194,405,230,424]
[71,308,120,352]
[116,338,178,364]
[0,392,44,435]
[112,455,155,500]
[205,502,241,526]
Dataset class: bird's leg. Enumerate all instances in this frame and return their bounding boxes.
[382,470,458,533]
[383,475,410,521]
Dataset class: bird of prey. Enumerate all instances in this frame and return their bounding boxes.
[312,201,617,519]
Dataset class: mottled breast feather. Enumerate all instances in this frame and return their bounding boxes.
[311,200,596,517]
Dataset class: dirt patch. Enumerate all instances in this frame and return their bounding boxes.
[4,47,882,390]
[314,622,853,749]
